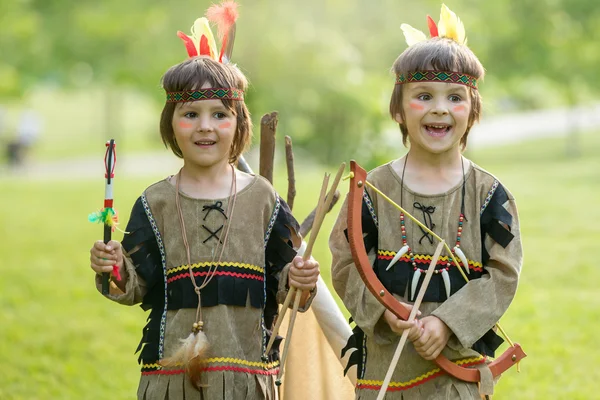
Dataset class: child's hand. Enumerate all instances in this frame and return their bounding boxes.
[383,308,423,342]
[90,240,124,276]
[413,316,452,360]
[288,256,319,291]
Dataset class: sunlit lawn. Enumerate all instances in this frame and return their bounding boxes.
[1,132,599,399]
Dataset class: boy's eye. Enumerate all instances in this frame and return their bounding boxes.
[418,94,431,101]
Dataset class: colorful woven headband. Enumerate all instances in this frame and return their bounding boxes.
[396,70,477,90]
[166,88,244,102]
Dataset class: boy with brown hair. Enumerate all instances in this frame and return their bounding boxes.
[330,5,523,399]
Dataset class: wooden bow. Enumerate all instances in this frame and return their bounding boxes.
[346,160,526,385]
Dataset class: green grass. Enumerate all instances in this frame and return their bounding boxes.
[1,133,599,399]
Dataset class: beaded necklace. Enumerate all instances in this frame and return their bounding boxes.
[386,154,470,300]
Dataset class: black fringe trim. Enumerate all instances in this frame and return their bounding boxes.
[341,319,366,379]
[481,184,515,264]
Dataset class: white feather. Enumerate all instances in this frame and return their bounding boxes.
[400,23,427,46]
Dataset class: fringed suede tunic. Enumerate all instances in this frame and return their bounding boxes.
[330,160,523,399]
[97,175,309,400]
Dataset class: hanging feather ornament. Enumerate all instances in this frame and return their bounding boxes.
[206,0,239,63]
[386,245,410,271]
[160,321,210,389]
[88,208,128,234]
[437,4,467,45]
[400,23,427,47]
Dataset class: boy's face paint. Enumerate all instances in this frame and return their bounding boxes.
[171,84,238,170]
[397,81,472,156]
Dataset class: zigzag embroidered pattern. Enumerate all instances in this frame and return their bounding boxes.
[378,251,483,270]
[167,262,264,275]
[357,357,485,391]
[167,270,264,284]
[142,358,279,376]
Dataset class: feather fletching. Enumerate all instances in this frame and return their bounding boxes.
[438,4,466,44]
[400,23,427,47]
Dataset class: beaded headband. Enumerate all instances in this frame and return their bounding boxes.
[396,70,477,90]
[166,1,244,103]
[396,4,478,90]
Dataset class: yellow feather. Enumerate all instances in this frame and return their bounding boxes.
[438,4,466,44]
[191,17,218,60]
[400,23,427,47]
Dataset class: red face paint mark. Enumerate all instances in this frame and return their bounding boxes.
[218,122,232,129]
[409,102,424,110]
[179,121,193,129]
[453,105,467,113]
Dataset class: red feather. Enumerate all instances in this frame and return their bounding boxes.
[206,1,239,39]
[177,31,198,58]
[427,15,439,37]
[199,35,211,56]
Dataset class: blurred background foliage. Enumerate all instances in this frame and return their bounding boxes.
[1,0,599,165]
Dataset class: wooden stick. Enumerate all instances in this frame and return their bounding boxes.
[284,136,296,211]
[259,112,278,184]
[376,240,446,400]
[265,286,296,355]
[274,163,346,384]
[299,190,340,237]
[276,288,303,385]
[265,173,330,356]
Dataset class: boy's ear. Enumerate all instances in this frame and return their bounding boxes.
[394,113,403,124]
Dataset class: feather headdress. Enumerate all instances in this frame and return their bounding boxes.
[401,4,467,47]
[177,0,239,63]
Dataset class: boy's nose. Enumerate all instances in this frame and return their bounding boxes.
[197,116,213,132]
[431,103,449,115]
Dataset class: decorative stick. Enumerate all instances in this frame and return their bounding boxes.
[376,240,446,400]
[285,136,296,211]
[102,140,116,294]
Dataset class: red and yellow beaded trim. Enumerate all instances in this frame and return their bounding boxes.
[356,356,485,392]
[142,357,279,376]
[167,261,264,283]
[378,250,482,271]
